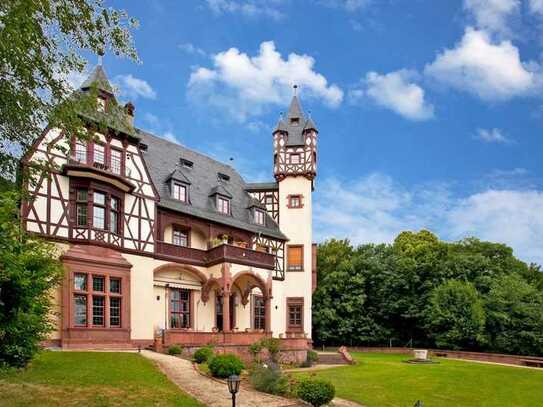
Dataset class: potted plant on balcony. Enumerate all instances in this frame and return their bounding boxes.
[209,237,223,248]
[220,234,230,244]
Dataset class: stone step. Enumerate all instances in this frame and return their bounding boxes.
[316,352,349,365]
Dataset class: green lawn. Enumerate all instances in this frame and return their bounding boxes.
[294,352,543,407]
[0,352,202,407]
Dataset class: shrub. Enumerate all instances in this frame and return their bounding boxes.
[307,350,319,364]
[260,338,281,357]
[248,341,263,358]
[193,346,214,364]
[297,379,335,407]
[0,192,64,368]
[167,345,182,355]
[208,354,244,378]
[249,363,289,395]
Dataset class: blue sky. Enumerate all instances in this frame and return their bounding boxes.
[83,0,543,264]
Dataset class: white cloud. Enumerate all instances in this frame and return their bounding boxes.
[178,43,207,57]
[530,0,543,13]
[475,128,511,143]
[114,74,157,100]
[314,173,543,265]
[187,41,343,122]
[424,28,535,101]
[205,0,285,20]
[448,190,543,264]
[65,70,89,91]
[463,0,520,37]
[160,131,180,144]
[355,69,434,121]
[319,0,371,12]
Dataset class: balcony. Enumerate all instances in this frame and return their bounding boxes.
[155,241,275,270]
[62,158,134,192]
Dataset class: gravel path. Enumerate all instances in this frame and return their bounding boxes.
[141,350,304,406]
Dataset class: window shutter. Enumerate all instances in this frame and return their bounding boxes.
[288,246,303,268]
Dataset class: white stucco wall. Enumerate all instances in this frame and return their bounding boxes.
[276,176,313,338]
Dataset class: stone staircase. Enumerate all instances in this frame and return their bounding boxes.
[316,351,349,365]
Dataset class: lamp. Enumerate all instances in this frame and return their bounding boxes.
[227,375,240,407]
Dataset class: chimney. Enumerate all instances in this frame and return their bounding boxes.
[124,102,135,126]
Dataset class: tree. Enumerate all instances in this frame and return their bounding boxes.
[312,231,543,355]
[426,280,486,350]
[0,192,64,368]
[312,240,388,346]
[485,274,543,356]
[0,0,138,177]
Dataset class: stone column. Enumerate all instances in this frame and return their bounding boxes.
[264,296,272,333]
[222,291,231,332]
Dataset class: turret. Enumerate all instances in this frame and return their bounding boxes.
[273,86,317,183]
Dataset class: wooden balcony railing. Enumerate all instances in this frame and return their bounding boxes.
[155,241,275,270]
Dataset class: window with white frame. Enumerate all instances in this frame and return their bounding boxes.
[254,208,265,225]
[94,144,105,165]
[172,183,187,202]
[75,140,87,163]
[110,149,123,175]
[217,196,230,215]
[172,228,188,247]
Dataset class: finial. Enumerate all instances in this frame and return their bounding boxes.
[293,84,298,96]
[97,49,104,66]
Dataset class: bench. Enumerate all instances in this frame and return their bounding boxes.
[521,359,543,368]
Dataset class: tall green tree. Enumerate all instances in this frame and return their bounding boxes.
[485,274,543,356]
[0,192,64,368]
[313,231,543,356]
[0,0,138,177]
[426,280,486,350]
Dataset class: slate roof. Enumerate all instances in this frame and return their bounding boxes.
[137,129,287,240]
[273,95,319,146]
[245,182,278,191]
[81,65,114,95]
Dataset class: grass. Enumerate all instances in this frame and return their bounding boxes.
[293,352,543,407]
[0,351,202,407]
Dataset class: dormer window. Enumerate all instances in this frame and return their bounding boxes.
[172,182,187,202]
[290,117,300,125]
[217,196,230,215]
[218,172,230,182]
[97,97,106,112]
[181,159,193,169]
[254,208,265,226]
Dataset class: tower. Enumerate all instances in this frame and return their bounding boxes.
[272,87,317,339]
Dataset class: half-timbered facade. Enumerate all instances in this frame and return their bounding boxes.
[22,65,317,358]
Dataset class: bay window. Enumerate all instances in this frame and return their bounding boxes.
[72,185,121,234]
[110,197,120,234]
[93,192,106,229]
[76,190,88,226]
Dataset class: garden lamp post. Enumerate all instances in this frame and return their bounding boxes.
[227,375,240,407]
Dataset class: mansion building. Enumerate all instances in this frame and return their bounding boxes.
[22,65,317,356]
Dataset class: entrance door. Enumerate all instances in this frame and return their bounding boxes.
[215,294,235,331]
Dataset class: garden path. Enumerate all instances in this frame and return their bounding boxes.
[141,350,361,407]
